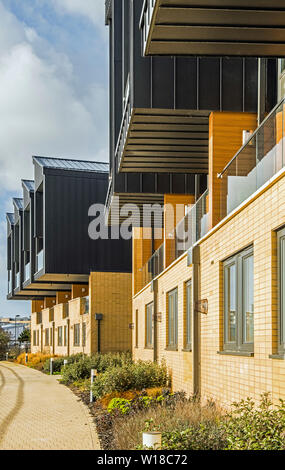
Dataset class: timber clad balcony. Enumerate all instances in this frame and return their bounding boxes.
[141,0,285,57]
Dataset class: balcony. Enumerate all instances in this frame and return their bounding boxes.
[141,190,209,286]
[36,250,44,273]
[140,0,285,57]
[219,98,285,219]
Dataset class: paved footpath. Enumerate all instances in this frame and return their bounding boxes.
[0,362,100,450]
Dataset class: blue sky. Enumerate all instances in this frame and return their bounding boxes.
[0,0,108,317]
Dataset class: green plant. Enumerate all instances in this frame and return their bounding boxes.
[43,357,64,374]
[111,394,224,451]
[161,422,226,450]
[224,393,285,450]
[108,398,131,415]
[0,327,10,358]
[60,352,133,384]
[18,328,31,344]
[92,361,169,400]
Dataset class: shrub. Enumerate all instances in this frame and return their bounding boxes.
[111,395,224,450]
[43,357,65,374]
[92,361,169,400]
[61,352,132,384]
[224,393,285,450]
[108,398,132,415]
[16,353,53,370]
[161,422,225,450]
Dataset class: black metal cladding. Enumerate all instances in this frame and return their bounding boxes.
[33,159,132,276]
[107,0,207,202]
[107,0,277,188]
[22,180,35,286]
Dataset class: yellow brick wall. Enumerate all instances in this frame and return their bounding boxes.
[89,271,132,353]
[133,171,285,407]
[30,272,132,357]
[68,297,91,356]
[133,257,194,396]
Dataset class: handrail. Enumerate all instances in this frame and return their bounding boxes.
[218,97,285,179]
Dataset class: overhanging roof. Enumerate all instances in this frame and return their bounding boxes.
[141,0,285,57]
[117,108,209,174]
[33,156,109,174]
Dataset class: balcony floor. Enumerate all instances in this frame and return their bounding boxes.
[119,108,209,174]
[143,1,285,57]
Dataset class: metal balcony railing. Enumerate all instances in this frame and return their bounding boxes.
[218,98,285,219]
[115,83,131,171]
[140,0,156,55]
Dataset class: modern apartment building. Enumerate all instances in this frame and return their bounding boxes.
[106,0,285,407]
[7,157,132,356]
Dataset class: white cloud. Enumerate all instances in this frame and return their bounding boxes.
[51,0,106,34]
[0,1,108,316]
[0,1,108,191]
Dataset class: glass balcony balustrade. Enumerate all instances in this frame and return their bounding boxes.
[8,270,12,293]
[141,190,209,288]
[15,272,20,289]
[219,98,285,219]
[24,262,30,282]
[36,250,44,273]
[141,243,164,288]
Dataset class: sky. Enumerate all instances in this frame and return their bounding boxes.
[0,0,109,317]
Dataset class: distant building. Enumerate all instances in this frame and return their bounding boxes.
[0,317,30,342]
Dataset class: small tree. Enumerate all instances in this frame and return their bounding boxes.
[18,328,31,344]
[0,327,11,359]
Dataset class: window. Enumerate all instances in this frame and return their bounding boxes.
[74,324,80,347]
[184,281,192,350]
[33,330,36,346]
[64,325,68,347]
[168,288,178,349]
[223,246,254,353]
[36,330,39,346]
[145,303,154,349]
[50,328,53,346]
[278,228,285,353]
[45,328,49,346]
[58,326,63,347]
[82,323,86,347]
[135,309,139,348]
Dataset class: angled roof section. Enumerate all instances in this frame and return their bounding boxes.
[13,198,24,210]
[33,156,109,174]
[22,180,35,192]
[6,213,14,225]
